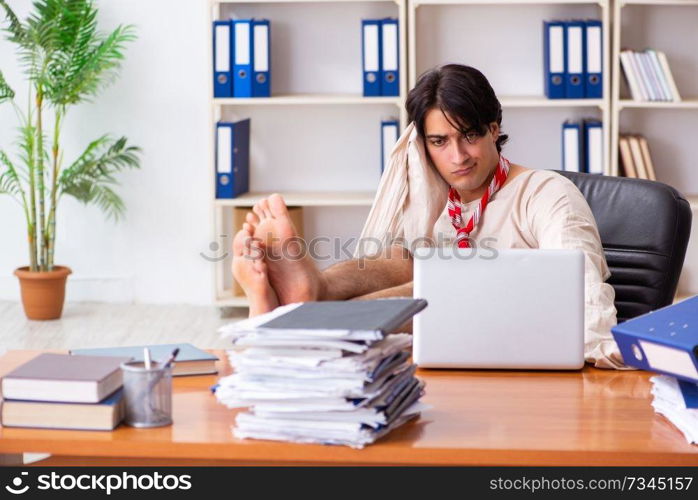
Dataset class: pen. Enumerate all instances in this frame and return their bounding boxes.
[161,348,180,369]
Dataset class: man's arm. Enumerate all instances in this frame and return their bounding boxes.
[319,245,413,300]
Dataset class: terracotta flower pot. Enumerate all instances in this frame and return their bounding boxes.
[14,266,72,320]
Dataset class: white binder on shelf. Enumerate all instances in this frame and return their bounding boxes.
[631,51,652,101]
[656,50,682,101]
[620,50,642,101]
[647,49,672,102]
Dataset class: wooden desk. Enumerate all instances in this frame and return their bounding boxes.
[0,350,696,466]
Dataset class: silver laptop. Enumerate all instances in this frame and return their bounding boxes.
[413,248,585,370]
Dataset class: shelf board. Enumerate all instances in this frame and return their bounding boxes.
[500,96,605,108]
[215,291,249,307]
[215,191,376,207]
[414,0,604,5]
[618,99,698,109]
[620,0,698,5]
[214,94,402,106]
[214,0,397,3]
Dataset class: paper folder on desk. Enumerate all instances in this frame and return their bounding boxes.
[611,296,698,383]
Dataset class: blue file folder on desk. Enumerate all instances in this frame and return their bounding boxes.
[611,296,698,383]
[216,119,250,198]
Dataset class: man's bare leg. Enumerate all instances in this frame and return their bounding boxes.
[231,223,280,317]
[350,282,415,333]
[348,281,413,300]
[245,195,414,303]
[320,246,413,300]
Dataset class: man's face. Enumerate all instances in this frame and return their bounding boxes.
[423,108,500,195]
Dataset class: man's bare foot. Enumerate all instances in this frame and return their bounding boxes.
[246,194,324,304]
[231,222,280,317]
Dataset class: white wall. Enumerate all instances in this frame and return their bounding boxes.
[0,0,214,304]
[1,1,696,304]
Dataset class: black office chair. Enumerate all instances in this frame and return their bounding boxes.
[556,171,692,323]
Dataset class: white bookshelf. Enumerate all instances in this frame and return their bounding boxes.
[618,99,698,110]
[214,191,376,207]
[214,95,403,106]
[500,96,605,108]
[408,0,613,174]
[609,0,698,178]
[209,0,407,307]
[610,0,698,296]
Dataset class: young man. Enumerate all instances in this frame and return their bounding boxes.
[232,64,626,369]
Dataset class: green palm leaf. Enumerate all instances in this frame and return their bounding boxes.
[0,150,22,198]
[59,135,141,220]
[0,69,14,103]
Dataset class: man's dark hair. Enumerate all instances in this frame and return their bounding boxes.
[406,64,508,153]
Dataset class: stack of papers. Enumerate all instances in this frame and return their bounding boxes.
[215,303,427,448]
[650,375,698,445]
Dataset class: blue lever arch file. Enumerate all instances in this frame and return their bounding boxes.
[611,296,698,383]
[216,119,250,199]
[380,18,399,97]
[362,19,382,97]
[252,19,270,97]
[583,119,603,174]
[233,19,253,98]
[543,21,566,99]
[584,20,603,98]
[381,118,399,174]
[562,120,582,172]
[565,20,586,99]
[213,20,233,98]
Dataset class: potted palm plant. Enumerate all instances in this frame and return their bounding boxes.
[0,0,142,320]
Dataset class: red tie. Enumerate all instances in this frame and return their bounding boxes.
[447,156,511,248]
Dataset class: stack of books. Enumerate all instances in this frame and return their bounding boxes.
[620,49,681,102]
[215,299,429,448]
[618,134,657,180]
[1,353,130,431]
[650,375,698,445]
[611,296,698,446]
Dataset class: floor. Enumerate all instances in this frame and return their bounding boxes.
[0,301,247,351]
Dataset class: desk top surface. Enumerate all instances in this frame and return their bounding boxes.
[0,350,696,466]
